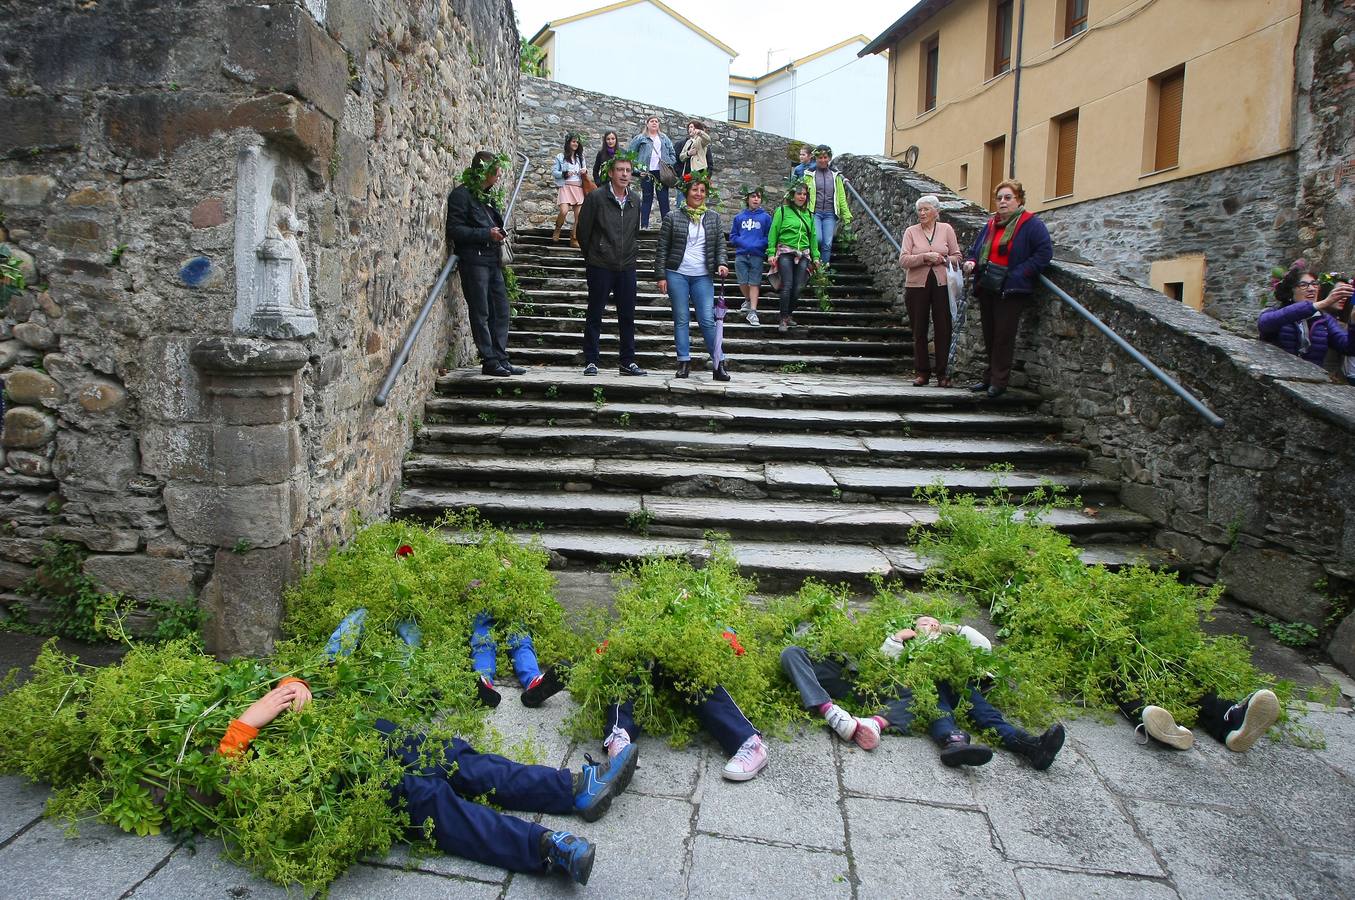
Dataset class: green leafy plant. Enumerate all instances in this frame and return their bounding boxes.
[504,265,523,304]
[108,244,129,267]
[625,508,653,536]
[809,265,833,309]
[1250,613,1320,649]
[0,247,27,309]
[592,387,605,408]
[779,361,807,374]
[618,412,632,428]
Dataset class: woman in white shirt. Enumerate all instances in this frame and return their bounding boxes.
[654,175,730,380]
[551,132,587,247]
[626,116,676,229]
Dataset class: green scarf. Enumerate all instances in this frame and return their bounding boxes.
[681,202,708,223]
[979,205,1026,267]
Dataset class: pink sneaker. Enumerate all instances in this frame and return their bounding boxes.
[722,735,769,781]
[853,716,881,751]
[603,725,632,761]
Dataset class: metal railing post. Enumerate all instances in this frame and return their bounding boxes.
[374,152,531,407]
[841,175,1225,428]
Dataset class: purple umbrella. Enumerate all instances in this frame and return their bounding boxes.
[713,277,728,370]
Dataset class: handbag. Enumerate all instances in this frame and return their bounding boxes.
[498,234,513,267]
[658,161,678,188]
[976,261,1008,294]
[581,171,597,195]
[946,259,965,320]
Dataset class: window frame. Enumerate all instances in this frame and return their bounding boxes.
[727,92,754,127]
[921,35,940,114]
[1065,0,1088,39]
[992,0,1014,77]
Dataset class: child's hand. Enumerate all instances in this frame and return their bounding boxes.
[892,628,917,643]
[238,682,311,729]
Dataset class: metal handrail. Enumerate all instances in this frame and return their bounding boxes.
[375,151,530,407]
[841,178,1224,428]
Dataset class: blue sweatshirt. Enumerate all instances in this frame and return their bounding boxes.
[729,208,774,257]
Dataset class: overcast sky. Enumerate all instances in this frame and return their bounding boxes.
[511,0,917,77]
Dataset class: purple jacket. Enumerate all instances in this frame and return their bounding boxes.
[1257,301,1352,364]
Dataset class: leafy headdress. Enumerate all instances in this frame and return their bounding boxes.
[459,152,510,206]
[599,148,641,185]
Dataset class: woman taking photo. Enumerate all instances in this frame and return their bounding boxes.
[765,182,818,334]
[592,130,619,188]
[1258,262,1355,366]
[962,179,1052,398]
[551,133,587,247]
[627,115,676,229]
[655,173,730,381]
[899,194,960,386]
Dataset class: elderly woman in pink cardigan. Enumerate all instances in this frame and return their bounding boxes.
[898,195,961,386]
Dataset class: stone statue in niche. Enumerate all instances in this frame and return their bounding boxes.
[251,202,315,338]
[233,141,318,339]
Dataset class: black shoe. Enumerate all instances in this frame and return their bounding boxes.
[504,364,526,375]
[1009,723,1065,771]
[476,676,501,708]
[938,732,993,768]
[675,360,690,378]
[713,363,731,382]
[619,362,648,376]
[968,382,990,393]
[583,362,598,376]
[986,385,1006,398]
[482,362,511,377]
[521,665,567,708]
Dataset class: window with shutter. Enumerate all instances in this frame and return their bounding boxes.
[1154,70,1184,171]
[1054,112,1078,197]
[921,37,940,113]
[985,135,1006,211]
[993,0,1013,76]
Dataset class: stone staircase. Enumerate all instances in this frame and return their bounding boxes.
[394,226,1164,588]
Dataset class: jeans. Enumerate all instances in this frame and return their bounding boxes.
[458,262,511,367]
[470,612,542,688]
[776,253,810,317]
[813,213,837,267]
[665,270,717,361]
[734,253,763,286]
[583,265,638,366]
[377,720,574,873]
[641,171,670,227]
[605,684,757,756]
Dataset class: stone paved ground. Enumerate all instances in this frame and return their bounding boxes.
[2,678,1353,900]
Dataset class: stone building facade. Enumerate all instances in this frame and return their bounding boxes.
[837,153,1355,671]
[0,0,519,655]
[1294,0,1355,274]
[516,76,804,227]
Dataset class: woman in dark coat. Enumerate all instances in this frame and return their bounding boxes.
[1258,261,1354,366]
[962,179,1053,398]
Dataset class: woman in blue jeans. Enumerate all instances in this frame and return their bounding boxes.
[655,174,730,381]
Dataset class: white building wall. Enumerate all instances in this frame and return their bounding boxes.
[549,5,731,118]
[734,45,887,155]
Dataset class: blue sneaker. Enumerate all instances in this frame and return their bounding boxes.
[323,608,367,660]
[395,619,422,648]
[574,742,638,822]
[544,830,595,885]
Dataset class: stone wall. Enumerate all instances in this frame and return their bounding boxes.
[1294,0,1355,272]
[0,0,519,655]
[837,153,1355,672]
[516,76,802,226]
[1038,154,1300,330]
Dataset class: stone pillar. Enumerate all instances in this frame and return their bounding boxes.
[183,337,308,658]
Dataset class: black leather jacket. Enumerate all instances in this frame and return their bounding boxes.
[446,185,505,268]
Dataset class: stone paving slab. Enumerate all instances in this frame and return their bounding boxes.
[0,773,47,838]
[126,839,294,900]
[329,863,502,899]
[1012,867,1180,899]
[0,819,177,899]
[686,835,852,899]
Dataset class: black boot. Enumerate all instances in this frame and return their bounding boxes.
[675,360,690,378]
[938,732,992,768]
[521,664,567,708]
[1007,723,1065,771]
[713,362,731,382]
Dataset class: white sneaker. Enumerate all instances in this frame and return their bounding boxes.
[722,735,769,781]
[604,725,632,761]
[1224,689,1279,752]
[739,300,751,313]
[822,704,858,742]
[746,310,760,327]
[1141,706,1194,750]
[853,716,881,751]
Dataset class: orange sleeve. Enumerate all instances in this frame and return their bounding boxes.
[278,676,309,690]
[218,719,260,757]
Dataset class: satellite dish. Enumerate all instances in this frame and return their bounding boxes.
[902,146,920,169]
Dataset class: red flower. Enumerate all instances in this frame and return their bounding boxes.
[395,544,414,558]
[684,173,692,181]
[595,639,610,654]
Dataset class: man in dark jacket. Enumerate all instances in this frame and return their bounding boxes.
[446,151,522,377]
[576,154,647,376]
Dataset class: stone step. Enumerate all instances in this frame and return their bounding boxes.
[396,487,1149,542]
[414,424,1088,467]
[502,346,904,373]
[512,315,904,341]
[435,367,1039,411]
[514,300,903,328]
[448,528,1174,589]
[403,453,1117,500]
[515,288,895,310]
[510,263,878,287]
[420,397,1062,436]
[509,329,907,356]
[516,276,879,298]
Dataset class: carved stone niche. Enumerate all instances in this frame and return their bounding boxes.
[233,140,319,339]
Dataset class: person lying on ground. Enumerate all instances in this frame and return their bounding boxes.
[1115,689,1280,753]
[780,615,1065,770]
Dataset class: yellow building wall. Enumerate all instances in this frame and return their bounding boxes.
[884,0,1300,211]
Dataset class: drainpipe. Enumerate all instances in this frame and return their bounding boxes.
[1008,0,1027,177]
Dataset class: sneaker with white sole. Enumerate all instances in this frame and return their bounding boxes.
[722,734,769,781]
[1141,706,1194,750]
[746,309,760,327]
[1223,689,1279,752]
[852,716,881,751]
[739,300,751,314]
[822,704,858,741]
